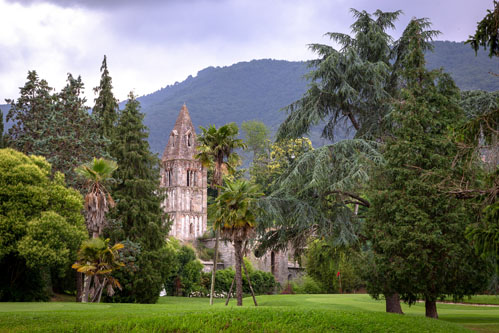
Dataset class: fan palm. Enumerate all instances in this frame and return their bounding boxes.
[210,179,263,306]
[75,158,117,238]
[72,237,125,303]
[195,123,246,305]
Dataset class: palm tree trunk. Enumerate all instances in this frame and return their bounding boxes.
[95,277,107,303]
[234,239,243,306]
[82,275,91,303]
[209,185,222,306]
[76,273,83,302]
[225,276,235,306]
[209,229,220,305]
[242,258,258,306]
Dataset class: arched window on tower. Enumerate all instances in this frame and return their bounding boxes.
[186,132,192,147]
[189,223,194,235]
[167,169,172,186]
[187,170,197,187]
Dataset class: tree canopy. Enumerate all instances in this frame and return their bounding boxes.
[0,148,87,301]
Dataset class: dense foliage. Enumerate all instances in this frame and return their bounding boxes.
[5,72,107,189]
[93,55,119,141]
[0,149,87,301]
[106,93,170,303]
[364,19,489,319]
[466,1,499,58]
[163,243,204,297]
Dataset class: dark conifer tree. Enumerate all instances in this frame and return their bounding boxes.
[364,19,489,319]
[6,72,107,189]
[107,92,170,303]
[93,55,119,141]
[0,109,4,148]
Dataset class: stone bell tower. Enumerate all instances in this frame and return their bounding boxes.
[160,104,207,241]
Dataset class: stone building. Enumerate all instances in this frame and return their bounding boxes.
[160,105,302,285]
[160,105,207,240]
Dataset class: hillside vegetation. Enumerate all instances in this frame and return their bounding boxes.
[1,41,497,154]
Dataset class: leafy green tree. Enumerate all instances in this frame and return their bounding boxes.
[259,9,439,314]
[106,92,169,303]
[211,178,263,306]
[93,55,119,141]
[241,120,270,159]
[6,72,107,189]
[467,1,499,58]
[76,158,118,238]
[0,148,87,301]
[72,237,125,303]
[163,243,204,297]
[305,240,363,293]
[278,9,410,141]
[195,123,246,305]
[250,137,313,195]
[364,19,489,319]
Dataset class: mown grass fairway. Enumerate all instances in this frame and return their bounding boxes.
[0,294,498,332]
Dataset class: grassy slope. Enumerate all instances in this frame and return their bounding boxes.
[1,295,498,332]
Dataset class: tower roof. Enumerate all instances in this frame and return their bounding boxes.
[162,104,198,162]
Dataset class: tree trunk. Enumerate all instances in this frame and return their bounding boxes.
[95,277,107,303]
[82,275,91,303]
[234,240,243,306]
[209,229,220,305]
[425,299,438,319]
[76,272,83,302]
[385,293,403,314]
[225,276,235,306]
[209,185,222,305]
[242,257,258,306]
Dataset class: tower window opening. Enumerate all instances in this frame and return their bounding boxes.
[189,223,194,235]
[187,133,192,147]
[187,170,196,187]
[167,169,172,186]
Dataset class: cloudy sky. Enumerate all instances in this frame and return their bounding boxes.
[0,0,493,104]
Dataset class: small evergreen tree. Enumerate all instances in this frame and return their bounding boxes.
[107,92,170,303]
[364,19,489,319]
[93,55,119,141]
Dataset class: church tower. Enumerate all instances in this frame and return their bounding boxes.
[160,105,207,241]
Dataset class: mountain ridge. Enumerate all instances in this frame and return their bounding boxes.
[2,41,497,155]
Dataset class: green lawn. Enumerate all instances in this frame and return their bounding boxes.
[443,295,499,305]
[0,294,497,332]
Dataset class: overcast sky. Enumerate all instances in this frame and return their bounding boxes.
[0,0,493,104]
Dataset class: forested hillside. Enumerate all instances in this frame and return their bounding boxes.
[1,41,497,154]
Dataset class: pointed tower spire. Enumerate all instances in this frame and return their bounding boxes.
[160,105,207,241]
[162,104,197,161]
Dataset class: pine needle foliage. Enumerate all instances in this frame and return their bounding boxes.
[6,72,107,189]
[107,92,170,304]
[93,55,119,141]
[256,139,383,253]
[364,18,489,319]
[277,9,439,142]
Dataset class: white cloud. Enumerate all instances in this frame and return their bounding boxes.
[0,0,495,105]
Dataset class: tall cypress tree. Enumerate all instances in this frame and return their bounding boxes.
[93,55,119,141]
[365,19,488,319]
[107,92,170,303]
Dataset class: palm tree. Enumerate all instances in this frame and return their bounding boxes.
[75,157,118,238]
[195,123,246,305]
[210,179,263,306]
[72,237,125,303]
